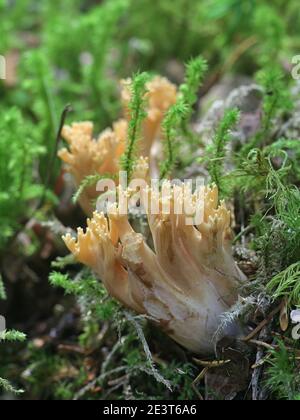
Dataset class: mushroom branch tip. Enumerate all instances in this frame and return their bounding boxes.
[121,76,177,157]
[58,75,177,215]
[63,184,247,354]
[58,119,127,215]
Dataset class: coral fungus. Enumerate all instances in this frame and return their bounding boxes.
[58,76,176,215]
[63,184,246,354]
[58,119,128,215]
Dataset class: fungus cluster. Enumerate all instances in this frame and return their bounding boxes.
[58,76,177,214]
[63,185,246,354]
[59,74,246,354]
[59,119,127,214]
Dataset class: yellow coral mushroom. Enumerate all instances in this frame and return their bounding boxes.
[63,184,246,354]
[58,120,127,215]
[58,75,176,214]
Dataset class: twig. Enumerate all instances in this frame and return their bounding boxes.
[101,339,123,375]
[192,367,210,385]
[73,366,127,400]
[248,340,275,351]
[242,304,282,342]
[249,339,300,357]
[251,327,270,401]
[107,374,130,387]
[191,367,210,401]
[233,225,254,244]
[192,383,204,401]
[193,358,231,368]
[124,311,172,391]
[101,378,129,400]
[222,36,258,73]
[251,353,272,369]
[200,36,257,97]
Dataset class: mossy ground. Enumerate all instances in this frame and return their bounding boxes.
[0,0,300,400]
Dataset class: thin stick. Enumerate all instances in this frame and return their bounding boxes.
[192,367,210,401]
[251,354,272,369]
[193,358,231,368]
[248,340,274,351]
[242,304,281,342]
